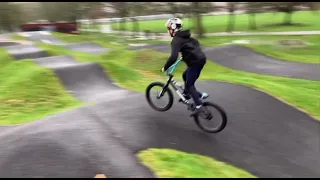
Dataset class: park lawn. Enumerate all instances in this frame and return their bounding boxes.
[137,148,257,178]
[14,32,320,64]
[32,43,319,176]
[104,49,320,120]
[0,48,81,125]
[199,35,320,64]
[35,43,320,120]
[53,32,320,64]
[53,31,320,64]
[52,32,168,46]
[111,11,320,33]
[52,32,121,49]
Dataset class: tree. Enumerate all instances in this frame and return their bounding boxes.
[192,2,204,38]
[39,2,101,22]
[275,2,297,25]
[17,2,41,23]
[226,2,237,32]
[267,2,318,25]
[306,2,319,14]
[128,2,146,36]
[109,2,130,31]
[0,2,24,31]
[246,2,261,30]
[190,2,215,38]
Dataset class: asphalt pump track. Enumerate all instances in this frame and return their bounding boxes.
[128,43,320,81]
[0,33,319,178]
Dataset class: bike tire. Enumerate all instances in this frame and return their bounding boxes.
[193,102,227,133]
[146,82,174,112]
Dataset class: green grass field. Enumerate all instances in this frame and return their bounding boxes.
[138,148,257,178]
[35,33,320,121]
[18,33,319,177]
[111,11,320,33]
[52,32,320,64]
[0,48,81,125]
[199,35,320,64]
[103,49,320,120]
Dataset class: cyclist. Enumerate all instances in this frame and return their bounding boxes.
[161,17,209,117]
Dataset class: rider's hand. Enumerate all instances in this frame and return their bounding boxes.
[161,67,165,72]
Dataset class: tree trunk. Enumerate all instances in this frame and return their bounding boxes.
[249,13,256,30]
[226,2,236,32]
[132,18,139,38]
[193,2,204,38]
[120,18,126,31]
[226,13,235,32]
[196,13,204,38]
[284,12,292,25]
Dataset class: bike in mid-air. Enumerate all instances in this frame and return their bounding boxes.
[145,59,227,133]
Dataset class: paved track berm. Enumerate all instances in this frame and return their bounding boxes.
[0,32,319,178]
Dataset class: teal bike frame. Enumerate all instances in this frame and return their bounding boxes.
[167,59,182,76]
[161,59,191,104]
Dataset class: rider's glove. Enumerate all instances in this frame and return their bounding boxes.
[161,67,165,72]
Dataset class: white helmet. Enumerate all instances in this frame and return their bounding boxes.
[165,18,183,32]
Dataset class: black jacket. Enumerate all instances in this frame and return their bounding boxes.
[163,30,206,70]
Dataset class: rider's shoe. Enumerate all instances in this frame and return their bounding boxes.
[190,104,208,117]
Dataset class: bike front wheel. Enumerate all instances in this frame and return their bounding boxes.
[193,102,227,133]
[146,82,174,111]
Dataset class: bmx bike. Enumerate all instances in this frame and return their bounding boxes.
[145,59,227,133]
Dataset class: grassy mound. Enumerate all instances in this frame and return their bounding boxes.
[106,49,320,120]
[137,148,257,178]
[30,36,320,120]
[0,48,81,125]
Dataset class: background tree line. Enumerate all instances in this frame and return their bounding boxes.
[0,2,318,37]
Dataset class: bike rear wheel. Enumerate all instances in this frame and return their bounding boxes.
[193,102,227,133]
[146,82,174,111]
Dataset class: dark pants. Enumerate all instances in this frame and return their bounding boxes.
[182,62,205,106]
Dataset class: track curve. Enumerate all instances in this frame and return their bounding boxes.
[0,32,319,178]
[129,43,320,81]
[21,31,108,54]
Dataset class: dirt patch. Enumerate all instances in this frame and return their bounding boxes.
[262,22,310,28]
[228,39,274,45]
[277,39,309,47]
[136,69,162,79]
[133,50,154,64]
[226,39,310,47]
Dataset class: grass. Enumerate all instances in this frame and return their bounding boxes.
[14,31,320,64]
[0,48,82,125]
[121,49,320,120]
[111,11,320,33]
[33,38,320,120]
[19,34,318,176]
[18,32,319,120]
[199,35,320,64]
[52,31,168,46]
[52,31,320,64]
[137,148,257,178]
